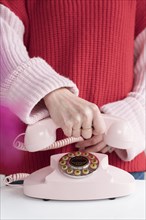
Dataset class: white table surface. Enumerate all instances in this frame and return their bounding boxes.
[0,180,145,220]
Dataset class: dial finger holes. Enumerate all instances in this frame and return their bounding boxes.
[59,151,99,178]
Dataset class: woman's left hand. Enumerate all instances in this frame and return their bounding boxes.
[75,134,114,153]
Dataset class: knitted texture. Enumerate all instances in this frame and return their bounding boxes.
[0,0,146,174]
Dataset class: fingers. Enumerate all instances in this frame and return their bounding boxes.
[84,141,106,153]
[64,102,105,139]
[84,143,114,154]
[63,108,94,139]
[76,134,103,148]
[101,146,114,154]
[81,113,93,139]
[62,121,73,137]
[76,133,114,154]
[70,104,105,139]
[92,106,106,135]
[44,89,105,140]
[72,117,82,137]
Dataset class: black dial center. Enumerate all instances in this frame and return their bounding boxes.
[69,156,89,167]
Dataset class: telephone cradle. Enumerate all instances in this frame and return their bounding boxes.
[10,114,139,200]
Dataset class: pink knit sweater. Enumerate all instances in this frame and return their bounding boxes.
[0,1,146,174]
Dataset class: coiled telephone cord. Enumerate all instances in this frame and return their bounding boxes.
[13,134,83,151]
[3,173,30,186]
[3,135,84,186]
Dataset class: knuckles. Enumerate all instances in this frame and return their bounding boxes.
[90,104,99,113]
[60,102,101,137]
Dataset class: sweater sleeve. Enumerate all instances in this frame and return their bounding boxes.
[0,4,79,124]
[100,28,146,161]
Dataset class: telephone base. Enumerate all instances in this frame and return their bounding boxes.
[23,152,135,200]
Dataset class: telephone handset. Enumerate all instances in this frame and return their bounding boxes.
[13,114,137,152]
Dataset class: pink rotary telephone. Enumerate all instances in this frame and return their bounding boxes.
[12,114,136,200]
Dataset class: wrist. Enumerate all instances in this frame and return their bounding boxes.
[44,87,71,104]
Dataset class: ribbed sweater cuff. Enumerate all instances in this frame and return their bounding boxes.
[100,97,145,161]
[1,58,79,124]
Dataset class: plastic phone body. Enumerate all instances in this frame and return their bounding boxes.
[23,152,135,200]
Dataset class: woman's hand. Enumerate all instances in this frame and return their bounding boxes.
[44,88,105,139]
[75,133,114,153]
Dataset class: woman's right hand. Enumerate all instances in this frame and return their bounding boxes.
[44,88,105,139]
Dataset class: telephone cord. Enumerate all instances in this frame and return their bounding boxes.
[3,173,30,186]
[4,136,84,186]
[13,134,84,151]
